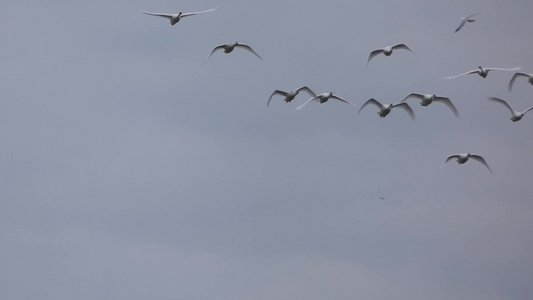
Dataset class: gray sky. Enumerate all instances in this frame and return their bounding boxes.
[1,0,533,299]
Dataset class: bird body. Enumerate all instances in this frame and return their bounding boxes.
[295,92,355,110]
[402,93,459,117]
[443,153,492,173]
[508,72,533,92]
[367,44,414,66]
[267,86,316,106]
[140,8,216,25]
[210,42,262,59]
[488,97,533,122]
[359,98,415,119]
[446,66,521,80]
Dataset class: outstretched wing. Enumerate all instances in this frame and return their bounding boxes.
[522,106,533,115]
[296,86,316,98]
[359,98,385,113]
[366,49,384,66]
[444,155,460,164]
[235,43,262,59]
[435,97,460,117]
[508,72,529,92]
[469,155,493,173]
[139,10,174,19]
[209,45,225,57]
[488,97,515,116]
[330,94,356,108]
[485,67,522,72]
[445,69,478,79]
[267,90,288,107]
[401,93,424,103]
[295,96,319,111]
[454,18,468,33]
[181,8,217,18]
[392,43,415,54]
[392,102,415,120]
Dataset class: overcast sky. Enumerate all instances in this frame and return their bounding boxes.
[1,0,533,299]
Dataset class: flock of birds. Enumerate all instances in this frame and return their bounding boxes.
[140,7,532,174]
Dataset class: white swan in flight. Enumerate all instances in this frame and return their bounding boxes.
[446,66,521,79]
[488,97,533,122]
[140,8,216,25]
[508,72,533,92]
[295,92,355,110]
[367,44,414,66]
[359,98,415,119]
[455,13,478,33]
[443,153,492,173]
[267,86,316,107]
[402,93,459,117]
[209,42,262,59]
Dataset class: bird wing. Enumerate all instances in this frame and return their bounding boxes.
[366,49,384,66]
[401,93,424,103]
[521,106,533,115]
[181,8,217,17]
[508,72,529,92]
[359,98,384,113]
[445,69,478,79]
[444,155,460,163]
[454,18,468,32]
[209,45,225,57]
[330,94,357,108]
[469,155,493,173]
[392,102,415,120]
[467,13,479,18]
[435,97,460,117]
[485,67,522,72]
[296,86,317,98]
[488,97,515,116]
[235,43,262,59]
[295,96,318,111]
[267,90,288,107]
[139,10,174,19]
[392,43,415,54]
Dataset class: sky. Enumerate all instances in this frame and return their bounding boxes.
[1,0,533,299]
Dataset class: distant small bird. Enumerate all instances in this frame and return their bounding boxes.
[446,66,521,79]
[443,153,492,173]
[267,86,316,107]
[367,44,414,66]
[488,97,533,122]
[140,8,216,26]
[295,92,355,110]
[359,98,415,119]
[209,42,262,59]
[402,93,459,117]
[454,13,478,33]
[508,72,533,92]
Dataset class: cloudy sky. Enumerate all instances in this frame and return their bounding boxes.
[1,0,532,299]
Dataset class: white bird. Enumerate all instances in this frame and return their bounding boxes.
[359,98,415,119]
[367,44,414,66]
[488,97,533,122]
[443,153,492,173]
[140,8,216,26]
[295,92,355,110]
[508,72,533,92]
[402,93,459,117]
[446,66,521,79]
[267,86,316,107]
[209,42,262,59]
[455,13,478,33]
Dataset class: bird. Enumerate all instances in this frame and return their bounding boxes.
[209,42,262,59]
[402,93,459,117]
[446,66,521,79]
[267,86,316,107]
[454,13,478,33]
[295,92,355,110]
[139,8,216,26]
[487,97,533,122]
[359,98,415,119]
[367,44,414,66]
[508,72,533,92]
[442,153,492,173]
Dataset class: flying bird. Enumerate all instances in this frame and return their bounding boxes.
[443,153,492,173]
[508,72,533,92]
[402,93,459,117]
[295,92,355,110]
[446,66,521,79]
[267,86,316,107]
[209,42,262,59]
[488,97,533,122]
[140,8,216,26]
[359,98,415,119]
[367,44,414,66]
[455,13,478,33]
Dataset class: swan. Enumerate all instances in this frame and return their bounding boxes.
[209,42,262,59]
[488,97,533,122]
[446,66,521,79]
[140,8,216,25]
[367,44,414,66]
[267,86,316,107]
[359,98,415,119]
[295,92,355,110]
[508,72,533,92]
[402,93,459,117]
[455,13,478,33]
[443,153,492,173]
